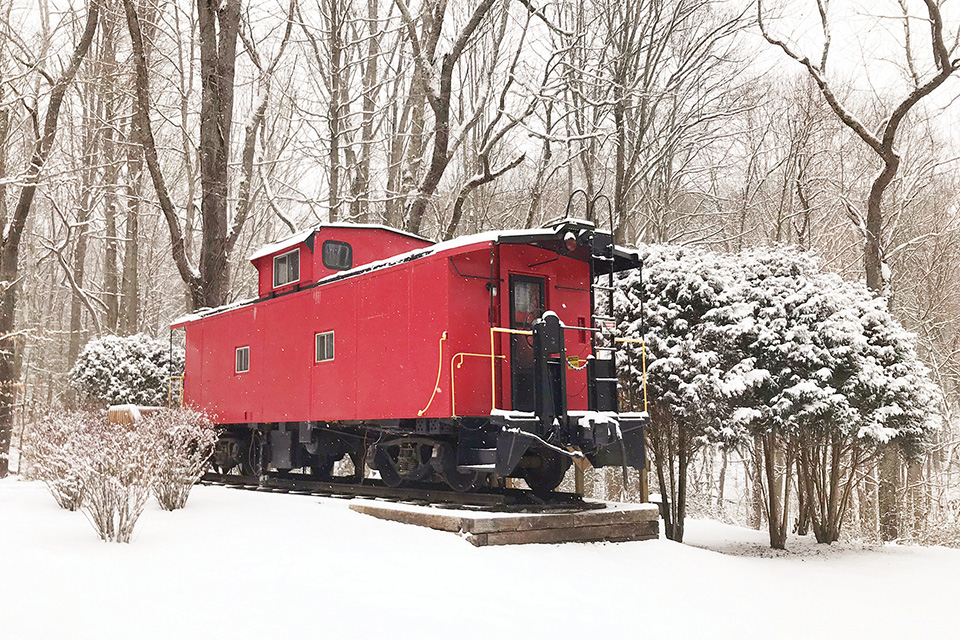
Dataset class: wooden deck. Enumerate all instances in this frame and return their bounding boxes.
[349,500,660,546]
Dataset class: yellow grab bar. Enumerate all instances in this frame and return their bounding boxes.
[489,327,533,412]
[614,338,648,412]
[417,331,448,417]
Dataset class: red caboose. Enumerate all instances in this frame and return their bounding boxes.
[172,219,646,494]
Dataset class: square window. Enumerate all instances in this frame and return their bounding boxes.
[273,249,300,288]
[315,332,334,362]
[236,346,250,373]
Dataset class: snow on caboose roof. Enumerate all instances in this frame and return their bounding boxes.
[247,223,432,262]
[173,221,641,327]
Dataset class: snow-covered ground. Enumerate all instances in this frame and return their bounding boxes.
[2,477,957,640]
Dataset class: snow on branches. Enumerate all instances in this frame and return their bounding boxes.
[149,409,217,511]
[25,408,217,542]
[618,245,940,455]
[69,334,184,407]
[615,244,941,546]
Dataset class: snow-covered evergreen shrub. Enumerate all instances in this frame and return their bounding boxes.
[615,244,942,547]
[731,249,940,545]
[70,334,184,407]
[149,409,217,511]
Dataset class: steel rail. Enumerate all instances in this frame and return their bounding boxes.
[200,472,601,512]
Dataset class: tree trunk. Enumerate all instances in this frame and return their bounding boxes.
[68,80,98,368]
[196,0,240,309]
[119,116,142,335]
[795,448,811,536]
[878,445,901,542]
[762,433,786,549]
[354,0,379,222]
[101,5,120,331]
[859,461,880,539]
[326,0,344,221]
[0,0,100,478]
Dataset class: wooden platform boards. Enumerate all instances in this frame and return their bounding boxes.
[349,499,660,546]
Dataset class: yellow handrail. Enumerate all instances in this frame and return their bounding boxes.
[168,376,184,408]
[489,327,532,413]
[615,337,649,412]
[417,331,448,417]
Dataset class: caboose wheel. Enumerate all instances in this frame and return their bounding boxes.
[523,450,571,497]
[440,445,480,492]
[374,445,403,487]
[371,442,433,487]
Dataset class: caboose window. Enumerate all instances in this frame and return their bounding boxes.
[273,249,300,288]
[235,346,250,373]
[315,331,334,362]
[322,240,353,271]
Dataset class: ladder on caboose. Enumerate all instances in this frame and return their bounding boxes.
[590,219,620,411]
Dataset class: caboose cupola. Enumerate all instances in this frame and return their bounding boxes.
[248,223,432,299]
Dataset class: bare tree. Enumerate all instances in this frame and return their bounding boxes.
[395,0,503,234]
[0,0,101,478]
[123,0,245,310]
[759,0,960,541]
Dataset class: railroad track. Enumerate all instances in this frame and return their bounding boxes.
[200,472,602,512]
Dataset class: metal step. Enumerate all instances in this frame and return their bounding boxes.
[592,255,614,262]
[460,447,497,466]
[593,314,615,322]
[458,464,496,472]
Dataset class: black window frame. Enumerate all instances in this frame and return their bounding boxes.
[321,240,353,271]
[273,248,301,288]
[235,346,250,373]
[315,331,335,363]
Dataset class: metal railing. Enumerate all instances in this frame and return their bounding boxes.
[419,325,650,418]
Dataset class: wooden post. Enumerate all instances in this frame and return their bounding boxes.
[573,456,591,496]
[640,460,650,503]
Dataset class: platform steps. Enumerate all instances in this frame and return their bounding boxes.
[350,500,660,546]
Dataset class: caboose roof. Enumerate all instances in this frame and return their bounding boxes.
[172,220,641,328]
[247,223,431,262]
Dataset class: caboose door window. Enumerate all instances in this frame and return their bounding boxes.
[273,249,300,288]
[509,275,545,412]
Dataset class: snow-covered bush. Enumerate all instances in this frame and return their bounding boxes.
[26,414,89,510]
[148,409,217,511]
[730,249,940,546]
[80,417,159,543]
[25,407,218,541]
[615,245,942,548]
[615,245,746,542]
[70,334,184,407]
